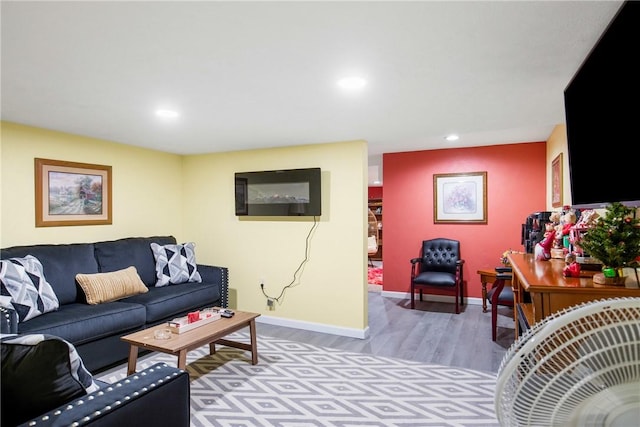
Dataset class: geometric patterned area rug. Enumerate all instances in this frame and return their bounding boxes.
[96,331,499,426]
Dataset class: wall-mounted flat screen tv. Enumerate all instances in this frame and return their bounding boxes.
[564,1,640,209]
[235,167,321,216]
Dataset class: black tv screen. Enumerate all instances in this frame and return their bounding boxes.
[564,1,640,209]
[235,168,321,216]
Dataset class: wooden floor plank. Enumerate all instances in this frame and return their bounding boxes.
[256,289,513,373]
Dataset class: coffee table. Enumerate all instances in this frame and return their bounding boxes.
[121,309,260,375]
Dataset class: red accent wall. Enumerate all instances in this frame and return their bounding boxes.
[382,142,546,299]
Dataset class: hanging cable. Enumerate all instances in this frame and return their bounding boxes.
[260,216,319,305]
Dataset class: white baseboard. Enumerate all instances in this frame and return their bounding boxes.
[380,290,484,307]
[256,314,370,339]
[256,293,484,340]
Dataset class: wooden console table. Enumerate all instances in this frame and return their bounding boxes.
[507,252,640,335]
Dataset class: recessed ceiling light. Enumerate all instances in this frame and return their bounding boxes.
[155,109,179,119]
[337,76,367,90]
[445,134,460,141]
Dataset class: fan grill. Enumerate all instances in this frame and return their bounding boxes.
[495,297,640,426]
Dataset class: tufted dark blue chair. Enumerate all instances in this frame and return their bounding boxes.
[410,238,465,313]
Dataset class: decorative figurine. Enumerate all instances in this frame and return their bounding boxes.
[557,210,577,250]
[535,222,556,261]
[563,253,581,277]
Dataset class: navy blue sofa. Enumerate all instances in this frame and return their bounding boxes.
[0,235,229,373]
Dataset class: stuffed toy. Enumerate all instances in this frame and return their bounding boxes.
[535,222,556,260]
[574,209,599,228]
[563,253,581,277]
[549,211,562,226]
[561,211,577,235]
[549,211,563,249]
[555,210,577,249]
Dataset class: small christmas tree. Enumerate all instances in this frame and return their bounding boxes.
[579,202,640,271]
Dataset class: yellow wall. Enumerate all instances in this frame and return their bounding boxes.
[182,141,368,332]
[546,124,569,209]
[0,121,369,335]
[1,122,184,246]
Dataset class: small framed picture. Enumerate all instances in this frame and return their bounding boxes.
[552,153,563,208]
[434,171,487,224]
[35,158,112,227]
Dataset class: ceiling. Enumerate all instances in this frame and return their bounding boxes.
[1,1,623,185]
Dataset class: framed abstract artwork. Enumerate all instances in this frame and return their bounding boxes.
[552,153,563,208]
[434,171,487,224]
[35,158,112,227]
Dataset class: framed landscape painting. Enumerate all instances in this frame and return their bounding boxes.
[35,158,112,227]
[433,171,487,224]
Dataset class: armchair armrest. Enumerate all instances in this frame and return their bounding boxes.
[0,306,18,335]
[197,264,229,308]
[456,259,465,281]
[18,363,190,427]
[409,257,422,278]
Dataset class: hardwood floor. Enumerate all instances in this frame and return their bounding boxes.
[256,286,516,374]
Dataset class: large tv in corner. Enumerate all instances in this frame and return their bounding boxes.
[564,0,640,209]
[235,167,321,216]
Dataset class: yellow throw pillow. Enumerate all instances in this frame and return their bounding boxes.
[76,266,148,305]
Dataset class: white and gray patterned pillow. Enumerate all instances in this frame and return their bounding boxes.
[150,242,202,287]
[0,255,59,322]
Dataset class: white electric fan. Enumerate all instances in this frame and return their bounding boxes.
[495,297,640,426]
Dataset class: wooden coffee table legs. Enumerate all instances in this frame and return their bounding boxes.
[127,344,191,375]
[127,344,140,375]
[211,319,258,364]
[126,317,259,375]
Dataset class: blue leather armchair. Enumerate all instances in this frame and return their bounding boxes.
[410,238,465,313]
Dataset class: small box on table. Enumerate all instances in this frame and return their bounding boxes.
[168,310,221,334]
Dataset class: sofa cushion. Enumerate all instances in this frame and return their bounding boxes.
[0,255,60,322]
[0,243,98,305]
[76,266,148,305]
[0,334,100,426]
[15,302,147,346]
[150,242,202,287]
[94,236,177,286]
[123,282,221,323]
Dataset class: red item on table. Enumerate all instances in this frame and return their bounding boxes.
[563,262,581,277]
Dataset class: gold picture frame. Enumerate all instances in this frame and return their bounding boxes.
[35,158,112,227]
[434,171,487,224]
[552,153,563,208]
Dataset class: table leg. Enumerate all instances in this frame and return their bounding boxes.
[127,345,138,375]
[177,350,187,370]
[512,275,520,341]
[249,319,258,365]
[481,280,488,312]
[209,342,216,355]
